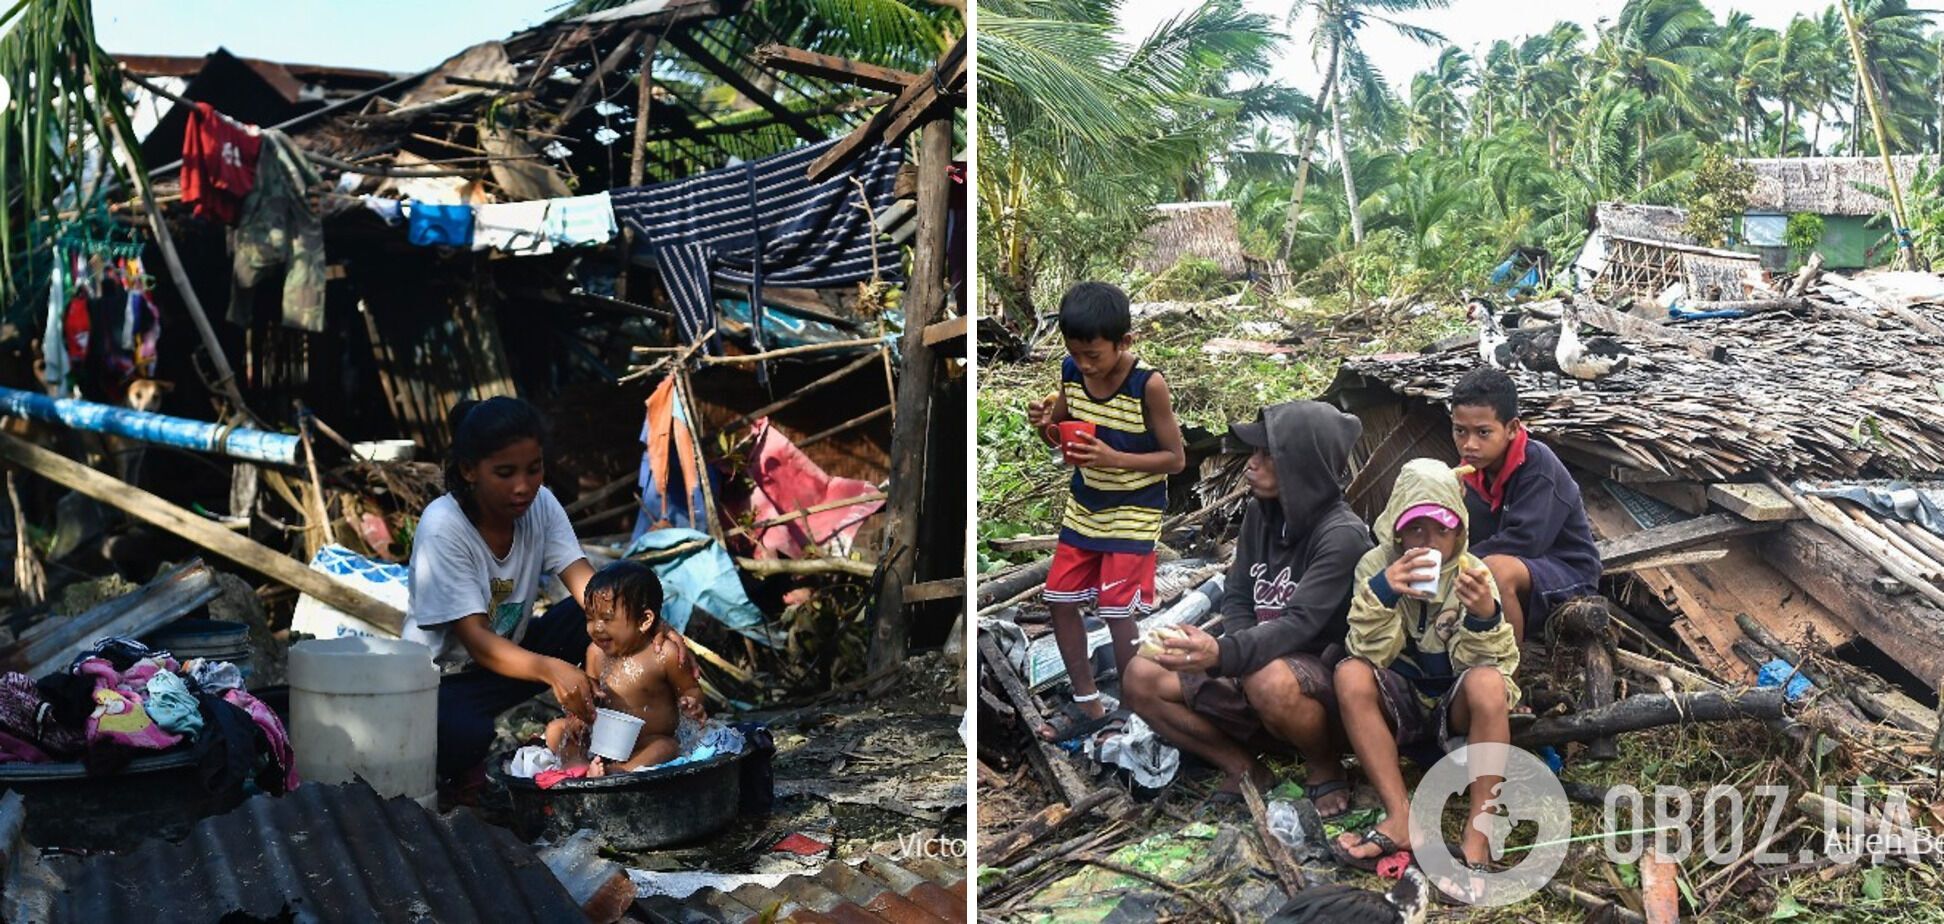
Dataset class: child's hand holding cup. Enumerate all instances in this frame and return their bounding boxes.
[1385,547,1442,599]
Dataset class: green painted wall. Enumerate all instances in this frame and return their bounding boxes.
[1817,215,1885,269]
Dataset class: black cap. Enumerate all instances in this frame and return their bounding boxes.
[1225,414,1269,454]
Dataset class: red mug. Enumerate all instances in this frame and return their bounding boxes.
[1057,420,1097,465]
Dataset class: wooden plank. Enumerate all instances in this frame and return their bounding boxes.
[809,39,963,181]
[865,117,953,678]
[665,32,823,143]
[0,433,407,635]
[1595,513,1778,570]
[1761,522,1944,692]
[753,43,919,93]
[921,315,966,351]
[902,578,964,605]
[1708,483,1802,522]
[977,632,1090,805]
[1632,481,1708,515]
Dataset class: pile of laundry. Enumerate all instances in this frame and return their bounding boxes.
[505,716,747,790]
[0,636,296,793]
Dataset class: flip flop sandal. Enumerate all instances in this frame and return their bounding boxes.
[1330,828,1405,872]
[1430,861,1492,906]
[1040,704,1128,744]
[1306,778,1353,820]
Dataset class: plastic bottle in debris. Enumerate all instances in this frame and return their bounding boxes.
[1267,800,1308,848]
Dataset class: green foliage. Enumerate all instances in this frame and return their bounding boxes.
[1681,146,1755,247]
[1785,211,1825,259]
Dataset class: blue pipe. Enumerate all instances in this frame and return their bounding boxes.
[0,387,298,465]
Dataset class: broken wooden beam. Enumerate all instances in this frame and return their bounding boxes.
[665,32,824,143]
[0,560,220,676]
[714,351,882,436]
[921,315,967,352]
[1242,776,1307,895]
[1595,512,1779,571]
[1632,481,1708,515]
[554,29,646,127]
[1707,482,1801,521]
[977,632,1090,805]
[752,43,919,93]
[732,556,876,579]
[0,433,406,635]
[1759,521,1944,692]
[901,578,964,605]
[1514,688,1787,747]
[809,39,964,181]
[978,558,1053,608]
[989,787,1120,866]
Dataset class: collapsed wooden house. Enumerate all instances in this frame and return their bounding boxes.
[1573,201,1762,302]
[1327,271,1944,700]
[4,0,967,686]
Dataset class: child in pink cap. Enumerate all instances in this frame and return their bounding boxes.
[1326,458,1520,888]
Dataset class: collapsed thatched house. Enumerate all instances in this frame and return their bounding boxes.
[1572,202,1761,302]
[1326,272,1944,699]
[1135,201,1247,278]
[1736,155,1932,270]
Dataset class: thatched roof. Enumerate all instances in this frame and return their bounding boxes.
[1331,281,1944,482]
[1136,201,1247,276]
[1738,156,1933,216]
[1593,202,1695,245]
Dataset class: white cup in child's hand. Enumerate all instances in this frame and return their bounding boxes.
[1409,548,1443,596]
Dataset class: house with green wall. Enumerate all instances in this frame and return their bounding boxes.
[1735,156,1932,271]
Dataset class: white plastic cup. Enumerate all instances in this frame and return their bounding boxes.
[589,707,646,761]
[1410,548,1443,596]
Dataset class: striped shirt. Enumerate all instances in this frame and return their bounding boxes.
[610,138,904,357]
[1059,356,1167,553]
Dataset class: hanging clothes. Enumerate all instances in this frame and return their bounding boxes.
[609,138,904,356]
[41,245,70,390]
[543,192,617,248]
[230,129,326,332]
[471,200,554,255]
[181,102,262,225]
[633,375,711,534]
[407,203,475,247]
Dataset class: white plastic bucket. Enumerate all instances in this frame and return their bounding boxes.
[589,708,645,761]
[288,637,438,808]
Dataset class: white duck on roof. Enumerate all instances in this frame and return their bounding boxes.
[1555,295,1636,383]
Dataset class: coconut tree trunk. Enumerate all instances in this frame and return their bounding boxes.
[1280,34,1343,260]
[1852,75,1863,155]
[1812,99,1825,152]
[1638,122,1649,193]
[1330,80,1364,244]
[1777,98,1791,156]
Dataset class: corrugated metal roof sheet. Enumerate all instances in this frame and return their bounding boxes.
[636,854,968,923]
[22,783,583,923]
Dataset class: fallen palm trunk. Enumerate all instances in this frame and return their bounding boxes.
[1514,688,1788,747]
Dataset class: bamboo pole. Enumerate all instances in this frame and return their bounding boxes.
[1767,476,1944,611]
[730,491,887,537]
[712,350,880,436]
[672,366,726,548]
[1839,0,1919,269]
[798,405,890,448]
[692,338,885,365]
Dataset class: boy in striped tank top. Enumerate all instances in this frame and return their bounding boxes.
[1026,283,1186,742]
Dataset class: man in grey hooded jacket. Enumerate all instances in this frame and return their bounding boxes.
[1123,401,1372,812]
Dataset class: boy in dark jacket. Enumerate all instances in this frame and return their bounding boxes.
[1449,368,1603,641]
[1124,401,1372,809]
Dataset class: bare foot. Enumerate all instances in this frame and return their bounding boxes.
[586,757,607,779]
[1214,764,1275,798]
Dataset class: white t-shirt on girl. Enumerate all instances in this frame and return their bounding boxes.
[404,487,584,672]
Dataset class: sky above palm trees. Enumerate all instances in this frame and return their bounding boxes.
[1120,0,1844,97]
[92,0,551,71]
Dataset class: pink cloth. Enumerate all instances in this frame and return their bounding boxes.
[534,766,590,789]
[224,689,300,793]
[78,658,182,753]
[743,420,883,559]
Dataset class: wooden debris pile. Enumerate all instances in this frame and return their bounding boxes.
[1339,283,1944,482]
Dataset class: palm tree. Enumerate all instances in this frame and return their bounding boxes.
[1408,46,1473,151]
[1764,15,1831,156]
[1279,0,1449,255]
[1839,0,1936,154]
[1,0,150,309]
[1592,0,1722,190]
[977,0,1282,322]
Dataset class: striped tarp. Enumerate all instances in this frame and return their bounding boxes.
[611,138,904,359]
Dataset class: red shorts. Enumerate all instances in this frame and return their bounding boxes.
[1042,542,1157,619]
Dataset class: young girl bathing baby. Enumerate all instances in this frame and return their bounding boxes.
[544,560,705,776]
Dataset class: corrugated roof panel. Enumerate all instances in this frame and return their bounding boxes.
[634,854,967,923]
[33,783,583,922]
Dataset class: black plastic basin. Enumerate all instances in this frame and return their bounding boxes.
[496,749,743,851]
